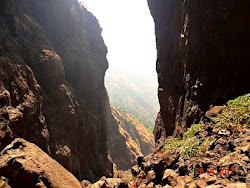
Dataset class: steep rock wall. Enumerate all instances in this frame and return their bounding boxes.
[0,0,112,181]
[148,0,250,143]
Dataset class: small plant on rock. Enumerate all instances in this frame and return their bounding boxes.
[162,122,212,158]
[215,93,250,128]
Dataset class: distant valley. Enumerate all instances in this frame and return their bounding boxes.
[105,70,159,129]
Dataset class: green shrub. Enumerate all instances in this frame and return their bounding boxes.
[162,123,211,158]
[179,137,200,158]
[215,93,250,128]
[183,123,204,139]
[227,93,250,108]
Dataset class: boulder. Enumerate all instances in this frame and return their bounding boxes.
[194,179,207,188]
[0,138,81,188]
[146,170,156,183]
[205,106,223,119]
[105,178,123,188]
[90,180,106,188]
[81,180,92,187]
[225,183,247,188]
[146,182,154,188]
[162,169,179,186]
[0,177,11,188]
[131,165,140,176]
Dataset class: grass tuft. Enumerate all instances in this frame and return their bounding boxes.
[162,123,211,158]
[215,93,250,128]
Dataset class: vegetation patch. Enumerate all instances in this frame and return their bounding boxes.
[162,123,212,158]
[162,93,250,159]
[215,93,250,128]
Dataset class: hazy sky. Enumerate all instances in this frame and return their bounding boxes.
[82,0,157,77]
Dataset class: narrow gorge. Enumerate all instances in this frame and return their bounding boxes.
[0,0,249,187]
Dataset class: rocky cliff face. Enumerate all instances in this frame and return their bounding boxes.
[148,0,250,143]
[0,0,112,181]
[106,105,154,170]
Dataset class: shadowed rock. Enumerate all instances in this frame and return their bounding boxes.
[0,138,82,188]
[0,0,113,181]
[148,0,250,140]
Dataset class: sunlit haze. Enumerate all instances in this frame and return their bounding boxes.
[82,0,157,79]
